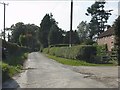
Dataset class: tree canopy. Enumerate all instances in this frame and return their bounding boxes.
[77,21,89,43]
[48,24,63,45]
[38,14,56,48]
[86,1,112,39]
[8,22,40,51]
[63,30,79,45]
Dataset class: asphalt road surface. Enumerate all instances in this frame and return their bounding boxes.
[3,52,119,88]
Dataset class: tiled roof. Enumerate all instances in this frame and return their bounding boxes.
[98,27,115,38]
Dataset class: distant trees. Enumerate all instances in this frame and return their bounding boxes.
[76,1,113,43]
[8,22,40,51]
[86,1,112,39]
[63,30,79,45]
[38,13,60,48]
[19,34,26,46]
[38,13,80,49]
[10,22,26,44]
[48,24,63,45]
[38,14,52,48]
[9,9,107,51]
[24,24,40,50]
[77,21,89,43]
[72,30,80,44]
[7,13,80,52]
[77,21,95,45]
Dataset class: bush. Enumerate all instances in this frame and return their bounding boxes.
[81,39,95,45]
[109,47,118,65]
[1,39,29,82]
[2,39,29,57]
[49,44,69,47]
[94,44,111,64]
[43,45,97,63]
[95,44,108,56]
[43,48,49,54]
[1,52,28,82]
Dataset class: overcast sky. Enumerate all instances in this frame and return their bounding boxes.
[0,0,119,32]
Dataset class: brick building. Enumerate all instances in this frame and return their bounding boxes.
[97,27,115,51]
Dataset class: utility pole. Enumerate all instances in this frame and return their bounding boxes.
[69,0,73,47]
[0,2,8,40]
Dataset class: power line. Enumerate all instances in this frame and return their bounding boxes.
[0,2,9,40]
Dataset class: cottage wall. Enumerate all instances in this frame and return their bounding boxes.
[97,35,115,51]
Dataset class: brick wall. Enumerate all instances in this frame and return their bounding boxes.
[97,35,115,51]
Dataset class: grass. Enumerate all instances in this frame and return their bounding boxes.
[1,62,21,76]
[1,52,28,82]
[1,61,21,82]
[46,54,115,66]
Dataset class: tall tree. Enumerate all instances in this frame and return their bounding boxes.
[64,30,79,45]
[9,22,40,51]
[24,24,40,50]
[86,1,112,39]
[114,16,120,65]
[48,24,63,45]
[72,30,80,44]
[39,13,58,48]
[77,21,89,42]
[10,22,26,45]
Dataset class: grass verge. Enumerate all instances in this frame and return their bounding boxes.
[46,54,115,66]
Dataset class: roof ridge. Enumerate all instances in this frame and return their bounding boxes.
[98,27,114,38]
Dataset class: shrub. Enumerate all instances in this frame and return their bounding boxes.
[1,39,29,82]
[43,48,49,54]
[95,44,108,56]
[43,45,97,63]
[81,39,95,45]
[2,39,29,57]
[49,44,69,47]
[94,44,111,64]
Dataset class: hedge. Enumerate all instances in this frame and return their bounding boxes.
[49,44,69,47]
[43,45,97,63]
[2,39,29,56]
[1,39,29,82]
[95,44,114,64]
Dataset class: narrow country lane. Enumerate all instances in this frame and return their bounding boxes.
[3,52,118,88]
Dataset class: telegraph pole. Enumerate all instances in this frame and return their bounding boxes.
[69,0,73,47]
[0,2,8,40]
